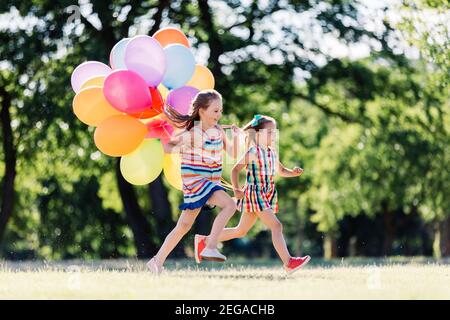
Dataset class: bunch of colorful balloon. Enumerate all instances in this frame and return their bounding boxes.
[71,28,215,188]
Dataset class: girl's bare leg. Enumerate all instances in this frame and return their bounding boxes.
[154,208,201,266]
[204,190,237,249]
[256,209,291,265]
[213,212,257,242]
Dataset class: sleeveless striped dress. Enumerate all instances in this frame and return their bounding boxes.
[237,145,279,213]
[179,125,225,211]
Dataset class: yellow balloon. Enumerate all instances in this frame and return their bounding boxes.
[157,84,170,100]
[80,76,105,90]
[163,153,182,190]
[120,139,164,185]
[185,65,215,90]
[73,86,122,126]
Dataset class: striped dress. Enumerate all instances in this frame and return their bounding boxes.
[179,125,225,211]
[237,145,279,213]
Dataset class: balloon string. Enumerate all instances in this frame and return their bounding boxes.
[220,177,235,191]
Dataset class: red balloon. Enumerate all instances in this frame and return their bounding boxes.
[130,87,165,119]
[150,86,164,110]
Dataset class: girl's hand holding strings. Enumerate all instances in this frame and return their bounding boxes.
[292,167,304,176]
[168,134,183,146]
[164,134,184,153]
[233,188,245,199]
[222,124,243,134]
[230,124,242,134]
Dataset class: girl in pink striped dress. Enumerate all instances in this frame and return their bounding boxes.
[195,115,311,274]
[147,89,239,274]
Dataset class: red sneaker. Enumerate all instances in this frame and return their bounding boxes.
[284,256,311,274]
[194,234,207,264]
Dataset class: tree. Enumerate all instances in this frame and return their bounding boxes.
[0,1,174,258]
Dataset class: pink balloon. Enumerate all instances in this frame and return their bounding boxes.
[71,61,111,93]
[146,119,174,144]
[166,86,199,115]
[103,70,152,114]
[124,35,166,87]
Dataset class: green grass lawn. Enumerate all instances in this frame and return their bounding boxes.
[1,258,449,299]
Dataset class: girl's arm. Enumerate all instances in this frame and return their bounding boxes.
[162,129,188,154]
[220,125,241,159]
[231,150,252,199]
[277,160,304,178]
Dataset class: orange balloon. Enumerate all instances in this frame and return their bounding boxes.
[153,27,189,48]
[94,115,147,157]
[72,86,122,126]
[80,76,105,90]
[185,65,215,90]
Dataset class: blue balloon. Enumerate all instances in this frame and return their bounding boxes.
[110,38,130,69]
[162,44,195,90]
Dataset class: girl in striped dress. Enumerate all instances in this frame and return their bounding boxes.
[179,124,224,210]
[147,89,239,274]
[195,115,311,274]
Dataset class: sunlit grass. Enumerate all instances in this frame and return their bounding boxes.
[0,258,449,299]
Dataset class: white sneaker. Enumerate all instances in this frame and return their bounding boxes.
[146,257,163,275]
[200,248,227,262]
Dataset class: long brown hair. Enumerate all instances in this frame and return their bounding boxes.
[164,89,222,131]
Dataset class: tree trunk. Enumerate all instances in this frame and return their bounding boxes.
[324,232,338,260]
[433,216,450,258]
[443,216,450,257]
[432,219,442,259]
[148,174,173,237]
[382,202,395,256]
[147,174,185,257]
[348,236,357,257]
[148,0,169,36]
[115,159,155,258]
[197,0,225,80]
[0,88,16,251]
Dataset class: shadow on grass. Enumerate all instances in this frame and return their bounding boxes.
[166,269,289,281]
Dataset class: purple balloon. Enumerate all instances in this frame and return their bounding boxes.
[124,35,166,87]
[71,61,111,93]
[103,70,152,114]
[166,86,199,115]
